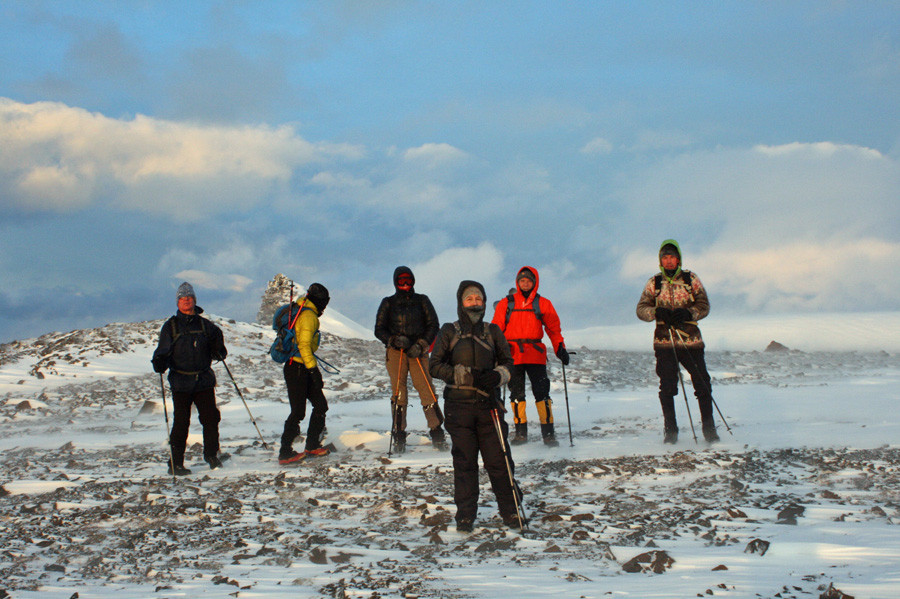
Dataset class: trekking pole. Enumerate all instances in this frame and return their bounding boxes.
[314,353,341,375]
[159,373,177,484]
[672,329,733,435]
[221,359,271,450]
[489,402,529,533]
[388,349,404,456]
[668,328,698,443]
[561,351,576,447]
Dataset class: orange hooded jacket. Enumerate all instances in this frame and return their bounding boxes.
[491,266,565,365]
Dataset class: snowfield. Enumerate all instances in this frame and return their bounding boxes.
[0,316,898,599]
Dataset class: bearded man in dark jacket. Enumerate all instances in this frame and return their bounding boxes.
[152,282,227,475]
[374,266,447,452]
[429,281,518,532]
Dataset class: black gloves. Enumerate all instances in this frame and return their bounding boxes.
[307,366,324,390]
[390,335,411,350]
[655,307,674,326]
[406,339,428,359]
[556,345,569,366]
[473,368,502,390]
[656,307,692,327]
[671,308,692,324]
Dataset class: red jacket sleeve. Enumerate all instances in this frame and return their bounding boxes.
[540,296,565,353]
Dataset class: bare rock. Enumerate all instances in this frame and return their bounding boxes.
[765,340,790,352]
[744,538,770,556]
[622,550,674,574]
[820,583,855,599]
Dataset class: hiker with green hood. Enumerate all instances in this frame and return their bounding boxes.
[636,240,719,444]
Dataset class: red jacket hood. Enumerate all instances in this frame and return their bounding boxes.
[516,266,540,302]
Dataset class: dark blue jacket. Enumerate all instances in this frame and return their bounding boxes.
[151,307,226,392]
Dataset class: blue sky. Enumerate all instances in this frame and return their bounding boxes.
[1,1,899,342]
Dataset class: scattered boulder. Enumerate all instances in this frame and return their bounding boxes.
[820,583,854,599]
[744,538,770,556]
[765,340,790,352]
[777,503,805,525]
[622,550,674,574]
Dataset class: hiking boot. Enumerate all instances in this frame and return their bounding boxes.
[430,427,449,451]
[278,450,306,465]
[456,518,474,532]
[541,423,559,447]
[167,462,191,476]
[663,429,678,444]
[510,423,528,445]
[502,513,523,529]
[703,426,720,443]
[306,446,330,458]
[392,431,407,454]
[205,455,223,470]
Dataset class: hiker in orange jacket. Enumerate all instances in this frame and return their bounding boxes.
[491,266,568,447]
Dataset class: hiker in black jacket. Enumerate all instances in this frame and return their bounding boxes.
[375,266,447,452]
[429,281,517,531]
[152,282,227,475]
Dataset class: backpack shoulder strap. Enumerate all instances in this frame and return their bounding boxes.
[447,321,494,353]
[504,294,514,326]
[448,321,463,353]
[170,315,208,343]
[506,293,544,325]
[654,274,663,296]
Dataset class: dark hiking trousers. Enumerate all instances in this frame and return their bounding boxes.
[170,387,220,462]
[655,346,714,429]
[282,360,329,452]
[444,400,517,522]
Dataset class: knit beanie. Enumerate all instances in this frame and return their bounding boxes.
[517,268,536,284]
[176,282,196,300]
[461,285,484,303]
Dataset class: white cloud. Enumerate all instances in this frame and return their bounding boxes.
[621,238,900,313]
[619,141,899,244]
[754,141,884,159]
[0,98,364,219]
[410,242,506,318]
[403,142,469,168]
[580,137,614,155]
[173,270,253,293]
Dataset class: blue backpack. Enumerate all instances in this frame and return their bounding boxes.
[269,301,309,363]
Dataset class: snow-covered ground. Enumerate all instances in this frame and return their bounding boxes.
[0,315,898,598]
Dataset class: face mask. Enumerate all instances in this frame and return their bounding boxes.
[464,305,485,323]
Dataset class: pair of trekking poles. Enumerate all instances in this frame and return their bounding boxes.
[158,360,270,482]
[387,348,437,457]
[667,326,732,442]
[159,353,343,479]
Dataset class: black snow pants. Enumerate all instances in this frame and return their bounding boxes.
[655,345,714,430]
[170,387,220,462]
[444,399,517,522]
[282,360,329,452]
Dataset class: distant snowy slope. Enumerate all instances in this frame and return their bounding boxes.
[0,304,373,395]
[568,310,900,352]
[318,307,375,340]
